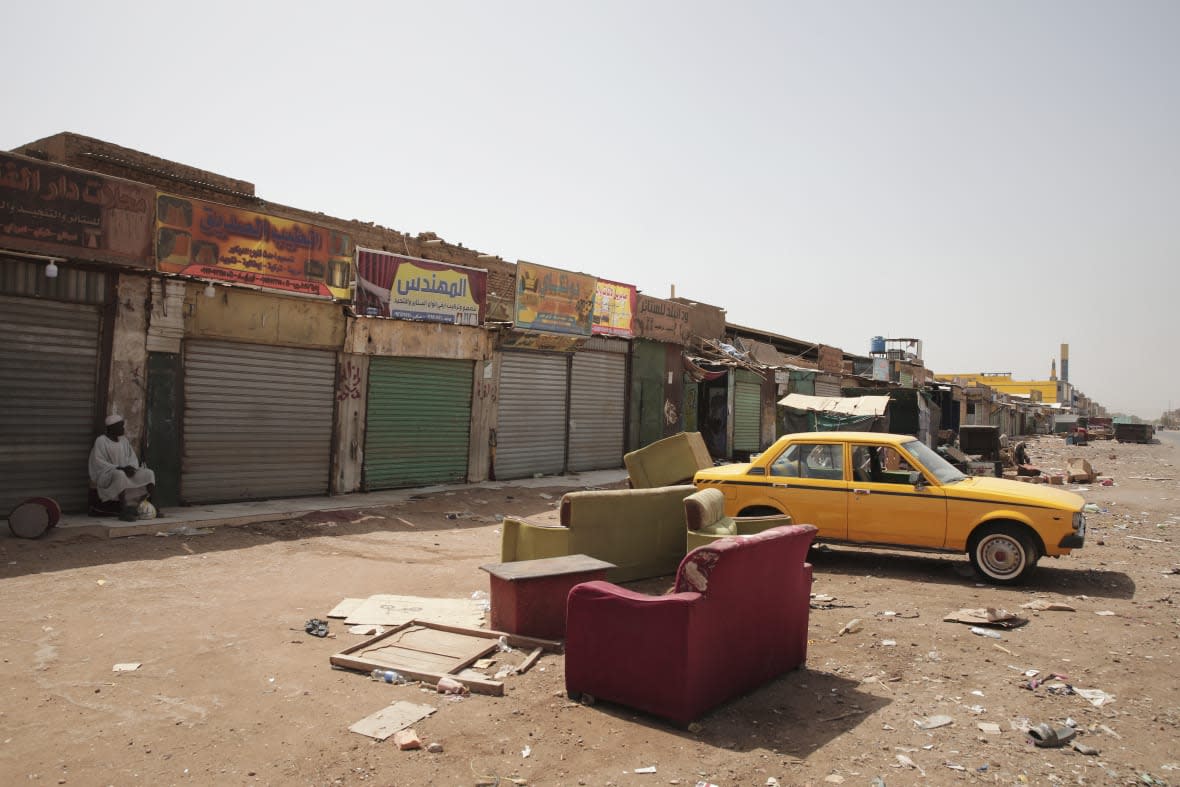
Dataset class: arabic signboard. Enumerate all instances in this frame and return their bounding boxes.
[356,248,485,325]
[633,294,691,344]
[591,279,636,338]
[155,193,352,299]
[514,261,595,336]
[0,152,154,266]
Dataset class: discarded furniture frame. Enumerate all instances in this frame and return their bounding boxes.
[330,621,561,696]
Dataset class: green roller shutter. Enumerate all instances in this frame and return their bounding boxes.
[734,371,762,453]
[364,357,473,489]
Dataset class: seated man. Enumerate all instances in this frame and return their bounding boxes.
[89,414,159,521]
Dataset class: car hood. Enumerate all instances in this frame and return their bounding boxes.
[944,476,1085,510]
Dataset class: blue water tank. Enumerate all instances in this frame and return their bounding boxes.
[870,336,886,354]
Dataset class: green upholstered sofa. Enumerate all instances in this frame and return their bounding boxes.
[623,431,714,489]
[500,485,697,582]
[683,487,794,551]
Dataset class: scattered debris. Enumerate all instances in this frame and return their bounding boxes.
[634,765,657,774]
[969,627,1003,639]
[977,722,1002,735]
[838,618,863,635]
[916,715,954,730]
[1027,723,1076,748]
[350,624,384,636]
[944,607,1028,628]
[426,742,444,753]
[393,728,422,750]
[112,662,141,672]
[1021,600,1076,612]
[437,676,469,695]
[304,618,329,637]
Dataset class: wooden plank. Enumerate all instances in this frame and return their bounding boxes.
[330,653,504,696]
[516,647,544,675]
[410,620,564,654]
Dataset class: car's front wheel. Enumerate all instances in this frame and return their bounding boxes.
[969,524,1039,585]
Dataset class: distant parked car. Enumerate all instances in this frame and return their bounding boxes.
[693,432,1086,585]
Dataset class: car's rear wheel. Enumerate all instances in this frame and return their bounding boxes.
[969,523,1038,585]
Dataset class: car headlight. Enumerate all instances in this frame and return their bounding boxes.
[1072,512,1085,532]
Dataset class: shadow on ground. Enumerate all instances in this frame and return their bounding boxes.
[807,545,1135,600]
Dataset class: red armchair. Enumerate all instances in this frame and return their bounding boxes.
[564,524,818,725]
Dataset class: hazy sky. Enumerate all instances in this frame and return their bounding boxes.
[5,2,1177,417]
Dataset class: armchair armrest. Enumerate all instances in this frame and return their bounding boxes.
[500,516,571,563]
[565,581,703,717]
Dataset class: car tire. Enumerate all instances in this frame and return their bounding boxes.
[969,524,1038,585]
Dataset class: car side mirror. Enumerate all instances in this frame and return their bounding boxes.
[909,471,927,489]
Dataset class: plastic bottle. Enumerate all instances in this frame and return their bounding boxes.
[969,626,1002,639]
[371,669,404,684]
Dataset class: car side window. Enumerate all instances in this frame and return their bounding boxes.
[770,444,801,477]
[800,444,845,480]
[873,446,915,484]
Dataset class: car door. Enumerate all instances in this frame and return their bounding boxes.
[764,441,848,540]
[846,443,947,547]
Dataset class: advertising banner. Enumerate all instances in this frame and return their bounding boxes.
[591,279,636,338]
[0,152,154,266]
[872,357,890,382]
[514,261,595,336]
[356,248,485,325]
[633,294,691,344]
[155,193,352,299]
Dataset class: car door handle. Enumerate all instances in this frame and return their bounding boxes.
[853,488,871,495]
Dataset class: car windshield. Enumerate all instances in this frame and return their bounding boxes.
[901,439,967,484]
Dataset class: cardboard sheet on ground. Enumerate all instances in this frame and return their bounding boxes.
[349,701,436,740]
[943,607,1028,629]
[327,597,366,619]
[343,595,486,628]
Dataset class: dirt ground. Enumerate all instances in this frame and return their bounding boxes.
[1,434,1178,787]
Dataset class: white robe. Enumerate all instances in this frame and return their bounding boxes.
[89,435,156,503]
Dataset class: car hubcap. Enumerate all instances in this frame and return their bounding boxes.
[980,535,1022,577]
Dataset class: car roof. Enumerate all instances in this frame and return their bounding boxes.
[775,432,918,446]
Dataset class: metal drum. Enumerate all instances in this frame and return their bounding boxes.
[8,497,62,539]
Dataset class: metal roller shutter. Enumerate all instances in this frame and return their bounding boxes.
[568,351,626,472]
[182,341,335,503]
[0,296,102,514]
[733,372,762,453]
[495,352,568,479]
[364,357,474,489]
[814,375,842,397]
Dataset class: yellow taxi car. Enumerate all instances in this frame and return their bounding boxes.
[693,432,1085,584]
